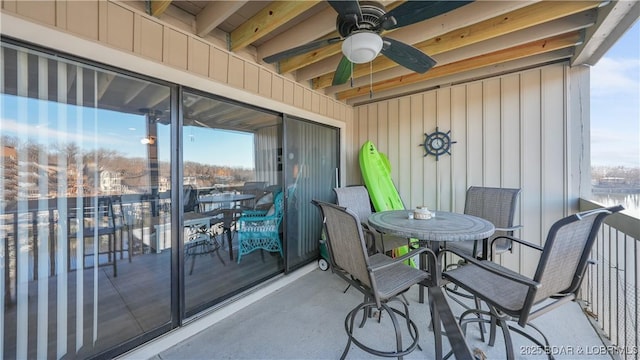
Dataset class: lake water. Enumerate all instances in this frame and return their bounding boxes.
[590,193,640,218]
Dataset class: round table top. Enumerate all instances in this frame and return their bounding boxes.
[198,193,255,203]
[368,210,495,242]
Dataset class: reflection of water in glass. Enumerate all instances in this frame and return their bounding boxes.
[591,193,640,218]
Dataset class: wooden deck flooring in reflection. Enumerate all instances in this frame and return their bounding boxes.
[3,240,283,359]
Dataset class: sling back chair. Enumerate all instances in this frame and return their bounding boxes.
[334,186,410,255]
[313,200,435,360]
[442,205,623,360]
[446,186,522,260]
[444,186,522,334]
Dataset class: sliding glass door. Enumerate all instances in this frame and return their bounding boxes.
[283,116,339,272]
[181,90,284,316]
[1,39,341,358]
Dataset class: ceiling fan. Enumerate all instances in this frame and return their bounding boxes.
[263,1,472,86]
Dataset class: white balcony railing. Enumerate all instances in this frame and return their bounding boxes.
[579,199,639,359]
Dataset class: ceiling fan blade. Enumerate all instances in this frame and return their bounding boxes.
[380,1,472,30]
[327,0,362,22]
[263,37,343,64]
[332,56,352,86]
[381,37,436,74]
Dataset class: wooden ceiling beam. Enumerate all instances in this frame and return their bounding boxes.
[148,0,172,17]
[346,48,575,105]
[256,5,337,63]
[278,32,342,74]
[230,1,321,52]
[572,0,640,66]
[196,1,248,37]
[314,1,599,89]
[336,31,583,101]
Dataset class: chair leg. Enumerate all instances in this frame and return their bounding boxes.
[110,234,118,277]
[489,313,498,346]
[189,253,196,275]
[497,316,515,360]
[474,296,486,342]
[508,322,555,360]
[226,228,234,261]
[343,299,419,360]
[429,291,443,360]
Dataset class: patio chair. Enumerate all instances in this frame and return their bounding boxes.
[110,195,130,262]
[446,186,522,260]
[334,186,409,254]
[444,186,522,323]
[236,190,284,263]
[183,184,198,213]
[442,205,623,360]
[239,181,268,209]
[312,200,435,360]
[67,196,120,276]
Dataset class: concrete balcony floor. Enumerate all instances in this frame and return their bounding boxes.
[122,264,611,360]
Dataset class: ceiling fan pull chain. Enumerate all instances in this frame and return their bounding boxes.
[350,59,354,88]
[369,61,374,99]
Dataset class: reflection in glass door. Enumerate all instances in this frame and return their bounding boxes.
[181,91,283,316]
[283,116,339,272]
[0,41,172,358]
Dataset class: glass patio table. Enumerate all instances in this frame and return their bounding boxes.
[368,209,495,360]
[197,193,256,260]
[197,193,256,212]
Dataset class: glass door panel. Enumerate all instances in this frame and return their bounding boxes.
[0,41,172,358]
[181,91,283,316]
[283,116,339,272]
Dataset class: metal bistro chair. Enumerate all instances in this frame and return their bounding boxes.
[444,186,522,329]
[334,186,410,255]
[312,200,435,360]
[447,186,522,260]
[442,205,623,360]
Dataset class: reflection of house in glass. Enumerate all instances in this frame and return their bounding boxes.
[100,170,123,193]
[2,145,18,202]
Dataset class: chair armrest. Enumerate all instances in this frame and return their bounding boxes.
[491,235,543,252]
[369,247,436,272]
[441,248,541,288]
[362,227,378,254]
[241,209,268,217]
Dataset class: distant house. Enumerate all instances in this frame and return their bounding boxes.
[100,170,123,194]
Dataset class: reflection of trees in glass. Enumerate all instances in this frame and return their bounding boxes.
[2,134,255,199]
[2,135,155,197]
[183,161,254,188]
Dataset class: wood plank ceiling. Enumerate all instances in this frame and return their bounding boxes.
[140,0,638,106]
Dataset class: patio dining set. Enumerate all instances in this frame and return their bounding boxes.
[181,181,286,273]
[315,186,623,360]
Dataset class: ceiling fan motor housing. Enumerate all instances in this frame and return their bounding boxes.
[336,1,386,37]
[337,2,387,63]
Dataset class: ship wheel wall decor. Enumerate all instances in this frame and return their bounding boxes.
[420,127,456,160]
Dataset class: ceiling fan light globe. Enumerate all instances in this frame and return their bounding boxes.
[342,32,383,64]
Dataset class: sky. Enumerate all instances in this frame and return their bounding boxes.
[590,21,640,168]
[183,127,254,169]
